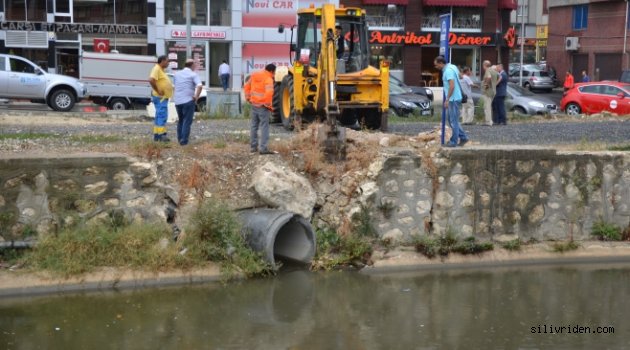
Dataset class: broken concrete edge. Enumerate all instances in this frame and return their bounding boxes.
[3,242,630,298]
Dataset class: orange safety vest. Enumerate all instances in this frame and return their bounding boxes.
[564,74,574,89]
[244,69,274,109]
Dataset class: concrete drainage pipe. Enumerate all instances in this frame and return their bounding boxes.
[237,209,316,268]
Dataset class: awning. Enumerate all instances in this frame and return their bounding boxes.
[422,0,487,7]
[363,0,409,5]
[498,0,517,10]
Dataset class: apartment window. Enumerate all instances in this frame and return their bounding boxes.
[572,4,588,30]
[421,6,481,31]
[6,0,47,21]
[74,0,147,25]
[165,0,208,25]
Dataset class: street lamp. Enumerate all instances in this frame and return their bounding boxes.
[519,0,527,85]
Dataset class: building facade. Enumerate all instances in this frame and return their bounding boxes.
[547,0,630,82]
[1,0,515,90]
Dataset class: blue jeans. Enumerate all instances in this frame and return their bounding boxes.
[447,100,468,145]
[250,106,270,152]
[220,74,230,91]
[175,100,195,145]
[152,95,169,141]
[493,95,507,124]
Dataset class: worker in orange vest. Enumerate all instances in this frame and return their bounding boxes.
[563,71,574,92]
[244,64,276,154]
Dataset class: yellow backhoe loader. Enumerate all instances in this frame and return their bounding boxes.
[273,4,389,159]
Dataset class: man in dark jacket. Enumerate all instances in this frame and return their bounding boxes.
[493,63,509,125]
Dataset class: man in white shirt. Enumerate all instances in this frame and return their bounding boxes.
[173,59,203,146]
[218,60,230,91]
[459,66,477,125]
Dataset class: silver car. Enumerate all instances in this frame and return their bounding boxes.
[509,67,554,92]
[470,83,558,116]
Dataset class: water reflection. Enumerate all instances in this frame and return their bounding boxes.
[1,265,630,349]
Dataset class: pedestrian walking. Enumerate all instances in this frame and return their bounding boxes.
[459,66,476,125]
[581,70,590,83]
[149,55,173,142]
[434,55,469,147]
[481,60,499,126]
[564,71,574,92]
[173,59,203,146]
[244,64,277,154]
[493,63,509,125]
[218,60,231,91]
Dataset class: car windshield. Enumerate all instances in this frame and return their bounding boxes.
[508,83,534,96]
[389,79,409,95]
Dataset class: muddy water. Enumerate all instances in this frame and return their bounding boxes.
[1,264,629,349]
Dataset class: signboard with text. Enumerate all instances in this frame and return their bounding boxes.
[242,43,290,74]
[242,0,328,27]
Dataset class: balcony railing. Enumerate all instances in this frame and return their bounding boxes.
[366,15,404,28]
[421,16,481,30]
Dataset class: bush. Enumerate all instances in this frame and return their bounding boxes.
[591,220,623,241]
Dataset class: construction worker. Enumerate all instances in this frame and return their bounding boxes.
[149,55,173,142]
[244,64,277,154]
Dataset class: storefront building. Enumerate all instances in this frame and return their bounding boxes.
[346,0,517,85]
[547,0,629,82]
[1,0,515,90]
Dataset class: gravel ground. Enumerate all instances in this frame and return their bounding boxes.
[0,114,629,153]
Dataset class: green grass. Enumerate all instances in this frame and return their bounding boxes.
[69,135,123,143]
[0,133,60,140]
[609,144,630,151]
[312,227,374,270]
[501,239,522,251]
[552,240,580,253]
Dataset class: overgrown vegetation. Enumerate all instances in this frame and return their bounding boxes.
[608,144,630,151]
[551,240,580,253]
[21,199,272,280]
[0,132,60,140]
[182,199,273,279]
[501,239,522,251]
[414,232,494,259]
[591,220,627,241]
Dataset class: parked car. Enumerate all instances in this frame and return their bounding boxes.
[390,74,434,101]
[470,82,558,116]
[508,66,554,92]
[389,81,433,117]
[0,53,86,111]
[560,81,630,116]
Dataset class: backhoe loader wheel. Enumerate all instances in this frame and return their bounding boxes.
[279,75,298,131]
[271,82,282,123]
[360,109,382,131]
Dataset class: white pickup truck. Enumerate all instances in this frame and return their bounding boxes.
[0,53,87,111]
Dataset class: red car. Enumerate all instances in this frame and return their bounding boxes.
[560,81,630,116]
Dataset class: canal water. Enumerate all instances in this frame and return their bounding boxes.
[1,264,629,349]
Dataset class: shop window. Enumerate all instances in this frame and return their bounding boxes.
[370,45,403,70]
[165,0,208,25]
[572,4,588,30]
[55,0,70,15]
[364,5,405,28]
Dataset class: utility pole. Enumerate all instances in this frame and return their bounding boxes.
[186,0,192,59]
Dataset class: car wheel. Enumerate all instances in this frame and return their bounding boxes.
[49,89,75,112]
[109,98,130,110]
[545,89,553,93]
[565,103,582,116]
[524,82,532,91]
[513,106,527,116]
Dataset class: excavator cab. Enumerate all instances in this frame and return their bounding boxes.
[295,14,370,74]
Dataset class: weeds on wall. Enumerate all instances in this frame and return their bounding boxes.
[311,227,374,271]
[414,231,494,259]
[591,220,627,241]
[551,240,580,253]
[501,239,522,251]
[183,199,272,279]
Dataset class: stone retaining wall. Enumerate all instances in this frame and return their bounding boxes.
[370,147,629,242]
[0,154,176,242]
